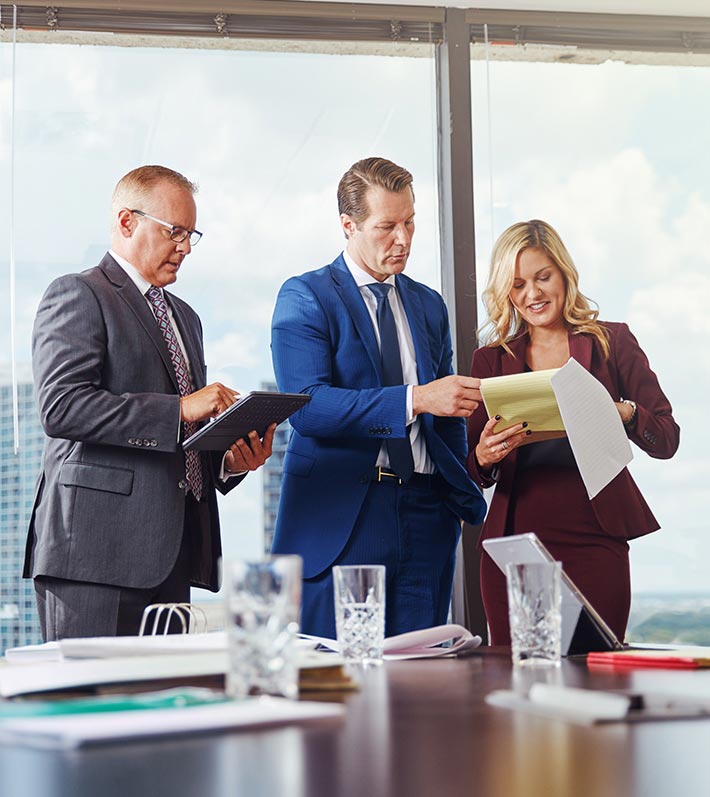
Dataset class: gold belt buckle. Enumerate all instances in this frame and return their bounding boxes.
[376,466,402,485]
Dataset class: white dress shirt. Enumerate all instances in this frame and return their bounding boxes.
[342,249,434,474]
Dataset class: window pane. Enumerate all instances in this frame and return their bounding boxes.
[1,39,439,648]
[472,56,708,643]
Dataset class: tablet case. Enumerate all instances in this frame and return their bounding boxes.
[183,391,310,451]
[482,533,623,655]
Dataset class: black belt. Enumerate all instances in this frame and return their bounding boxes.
[371,466,445,490]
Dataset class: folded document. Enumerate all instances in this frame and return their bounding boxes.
[302,623,482,660]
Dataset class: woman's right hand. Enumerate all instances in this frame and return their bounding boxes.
[475,415,531,471]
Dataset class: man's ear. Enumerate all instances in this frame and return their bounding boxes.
[340,213,357,241]
[116,208,134,238]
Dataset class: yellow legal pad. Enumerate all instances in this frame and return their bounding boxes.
[480,368,565,440]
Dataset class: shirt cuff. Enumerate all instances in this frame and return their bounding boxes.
[220,452,246,481]
[405,385,415,426]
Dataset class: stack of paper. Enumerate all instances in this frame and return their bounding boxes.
[0,634,346,698]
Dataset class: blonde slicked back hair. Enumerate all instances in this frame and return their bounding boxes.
[111,165,197,232]
[337,157,414,237]
[480,219,610,358]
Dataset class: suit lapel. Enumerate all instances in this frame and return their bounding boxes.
[568,330,593,372]
[396,275,434,384]
[100,254,180,393]
[331,255,382,379]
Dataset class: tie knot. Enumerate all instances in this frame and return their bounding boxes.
[146,286,166,310]
[368,282,392,304]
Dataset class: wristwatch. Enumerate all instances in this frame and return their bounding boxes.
[621,399,637,427]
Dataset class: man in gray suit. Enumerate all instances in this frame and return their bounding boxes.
[25,165,274,640]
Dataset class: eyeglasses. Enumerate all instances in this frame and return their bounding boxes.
[130,209,203,246]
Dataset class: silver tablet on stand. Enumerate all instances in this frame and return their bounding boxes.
[482,533,624,655]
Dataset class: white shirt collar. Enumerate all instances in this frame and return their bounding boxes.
[342,249,396,289]
[109,249,154,297]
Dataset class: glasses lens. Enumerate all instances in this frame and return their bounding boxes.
[189,230,203,246]
[170,228,189,243]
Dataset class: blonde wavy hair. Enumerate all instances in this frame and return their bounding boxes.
[480,219,609,358]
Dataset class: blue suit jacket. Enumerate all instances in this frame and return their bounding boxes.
[271,254,486,579]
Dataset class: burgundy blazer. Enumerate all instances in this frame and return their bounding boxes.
[467,322,680,544]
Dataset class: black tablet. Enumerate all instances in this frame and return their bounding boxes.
[482,533,624,655]
[183,391,310,452]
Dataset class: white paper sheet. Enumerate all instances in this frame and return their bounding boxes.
[0,653,228,698]
[5,632,318,664]
[550,358,633,499]
[0,696,344,749]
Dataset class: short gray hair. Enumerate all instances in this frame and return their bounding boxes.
[111,165,197,230]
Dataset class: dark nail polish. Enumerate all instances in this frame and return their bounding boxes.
[522,421,528,428]
[495,415,501,421]
[526,429,532,436]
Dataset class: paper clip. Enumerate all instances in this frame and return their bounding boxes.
[138,603,208,636]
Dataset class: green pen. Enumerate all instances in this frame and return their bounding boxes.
[0,687,231,719]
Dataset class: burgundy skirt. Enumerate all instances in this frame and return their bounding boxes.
[481,464,631,646]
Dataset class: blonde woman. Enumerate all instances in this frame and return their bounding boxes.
[467,220,679,644]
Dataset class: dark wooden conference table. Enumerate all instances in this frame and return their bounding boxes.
[1,648,709,797]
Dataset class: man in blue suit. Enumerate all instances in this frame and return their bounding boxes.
[271,157,487,637]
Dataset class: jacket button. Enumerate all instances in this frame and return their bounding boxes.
[150,440,158,447]
[128,438,135,445]
[178,480,187,490]
[135,439,143,446]
[142,439,151,447]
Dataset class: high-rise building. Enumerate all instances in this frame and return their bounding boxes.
[0,368,44,653]
[260,381,291,555]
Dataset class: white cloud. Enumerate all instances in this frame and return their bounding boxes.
[205,330,260,372]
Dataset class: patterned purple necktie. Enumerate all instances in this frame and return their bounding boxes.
[146,286,203,500]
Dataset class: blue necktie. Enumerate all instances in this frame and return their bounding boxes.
[368,283,415,482]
